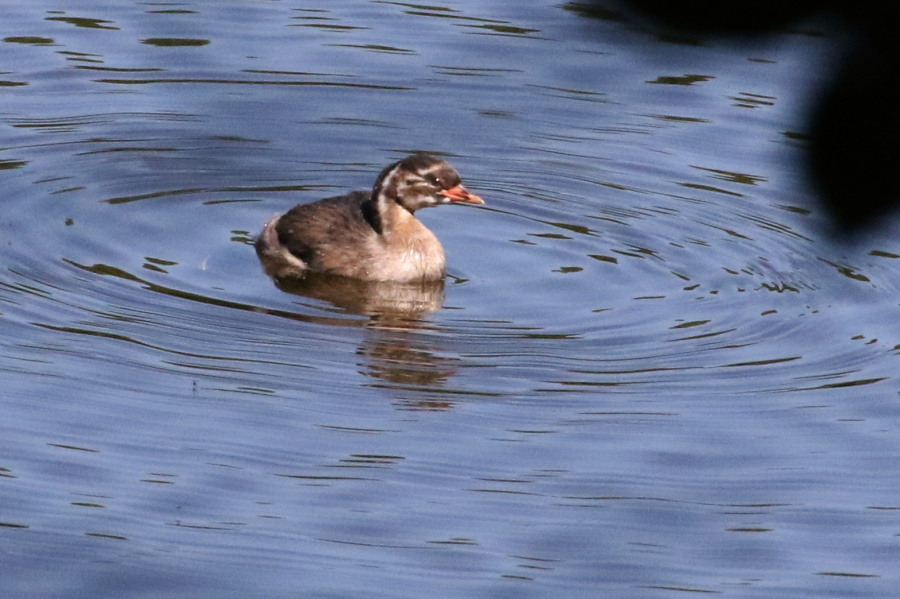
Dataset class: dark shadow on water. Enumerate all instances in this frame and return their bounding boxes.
[576,1,900,234]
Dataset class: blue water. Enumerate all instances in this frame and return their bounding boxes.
[2,2,899,598]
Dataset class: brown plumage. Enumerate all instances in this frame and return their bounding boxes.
[256,154,483,282]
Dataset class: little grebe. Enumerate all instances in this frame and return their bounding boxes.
[255,153,483,282]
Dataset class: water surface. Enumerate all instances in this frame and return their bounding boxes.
[2,2,899,598]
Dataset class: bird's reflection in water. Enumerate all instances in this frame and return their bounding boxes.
[267,272,459,403]
[271,272,445,323]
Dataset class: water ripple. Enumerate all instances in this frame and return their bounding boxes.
[2,3,900,598]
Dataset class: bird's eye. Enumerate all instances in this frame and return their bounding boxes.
[426,174,441,187]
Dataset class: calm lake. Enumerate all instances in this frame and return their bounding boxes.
[2,2,899,598]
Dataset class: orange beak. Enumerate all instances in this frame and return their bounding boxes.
[441,184,484,205]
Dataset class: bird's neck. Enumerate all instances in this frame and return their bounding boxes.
[364,187,416,237]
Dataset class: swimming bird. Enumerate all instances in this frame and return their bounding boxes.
[255,153,483,282]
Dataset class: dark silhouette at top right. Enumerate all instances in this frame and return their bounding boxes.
[590,1,899,234]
